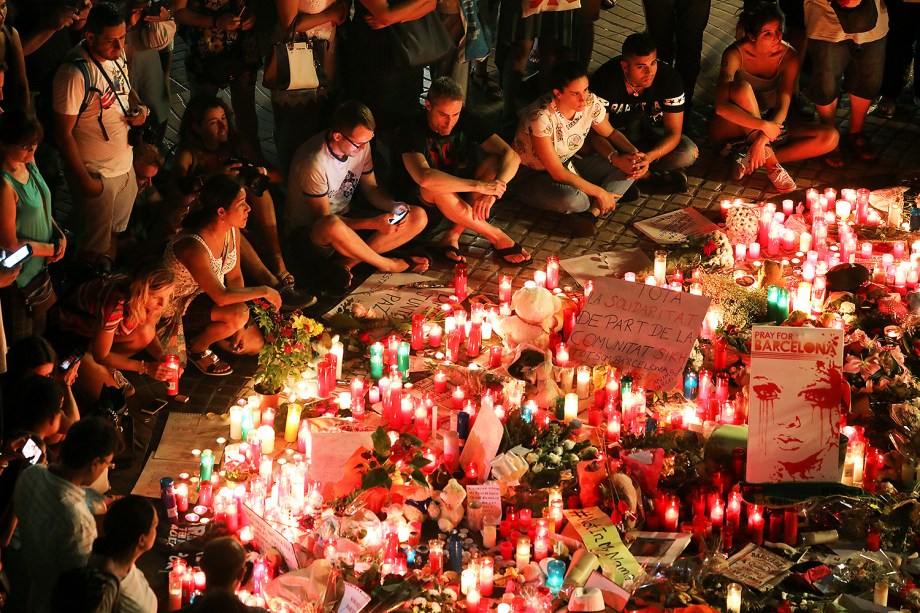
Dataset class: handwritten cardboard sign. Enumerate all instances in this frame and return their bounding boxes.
[325,272,453,320]
[242,503,300,571]
[747,326,844,483]
[466,483,502,519]
[633,206,719,244]
[563,507,640,587]
[569,277,710,390]
[560,248,652,284]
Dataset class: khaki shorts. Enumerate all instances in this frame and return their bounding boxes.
[67,166,138,254]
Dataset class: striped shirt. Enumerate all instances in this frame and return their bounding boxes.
[13,464,96,613]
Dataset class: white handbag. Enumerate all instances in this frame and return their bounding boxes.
[263,18,328,91]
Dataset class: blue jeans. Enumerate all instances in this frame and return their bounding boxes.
[510,155,634,214]
[621,119,698,172]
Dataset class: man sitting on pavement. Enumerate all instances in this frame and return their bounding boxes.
[393,77,531,265]
[589,32,698,195]
[286,101,430,294]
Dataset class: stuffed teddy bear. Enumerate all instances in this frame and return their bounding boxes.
[427,478,467,532]
[495,286,561,352]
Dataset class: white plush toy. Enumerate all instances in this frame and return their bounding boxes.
[495,286,561,351]
[427,479,467,532]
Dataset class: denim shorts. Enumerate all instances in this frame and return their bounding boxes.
[807,37,886,105]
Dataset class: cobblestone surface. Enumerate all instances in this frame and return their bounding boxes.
[110,0,920,493]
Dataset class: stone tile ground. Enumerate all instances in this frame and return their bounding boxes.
[109,0,920,493]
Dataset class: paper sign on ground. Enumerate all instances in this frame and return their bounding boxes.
[569,277,710,390]
[242,503,300,571]
[309,430,375,486]
[723,543,793,589]
[560,248,652,284]
[131,458,200,498]
[337,583,372,613]
[563,507,641,587]
[153,412,228,461]
[325,272,453,319]
[747,326,844,483]
[458,404,504,481]
[466,483,502,519]
[633,206,719,244]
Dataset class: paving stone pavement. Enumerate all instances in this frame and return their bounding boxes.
[108,0,920,494]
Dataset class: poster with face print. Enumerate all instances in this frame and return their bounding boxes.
[747,326,844,483]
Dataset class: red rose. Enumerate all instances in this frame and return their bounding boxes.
[358,330,372,344]
[703,240,717,256]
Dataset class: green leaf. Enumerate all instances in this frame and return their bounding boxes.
[410,454,431,469]
[410,469,429,487]
[361,467,392,490]
[400,433,423,447]
[372,426,391,457]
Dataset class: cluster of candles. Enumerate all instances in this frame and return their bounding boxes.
[167,555,272,610]
[722,189,920,301]
[841,425,885,492]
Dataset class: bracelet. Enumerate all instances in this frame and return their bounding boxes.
[607,151,617,165]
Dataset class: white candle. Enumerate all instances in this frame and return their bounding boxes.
[726,583,742,613]
[564,393,579,423]
[257,425,275,454]
[874,581,888,607]
[330,342,344,380]
[229,405,242,440]
[576,366,591,399]
[748,242,761,259]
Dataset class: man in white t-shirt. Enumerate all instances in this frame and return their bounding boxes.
[510,61,638,238]
[53,2,148,262]
[286,101,430,294]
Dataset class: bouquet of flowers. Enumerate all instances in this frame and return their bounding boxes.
[250,299,326,394]
[843,330,917,398]
[522,421,598,488]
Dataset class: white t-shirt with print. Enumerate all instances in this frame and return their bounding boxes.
[52,43,134,177]
[513,91,607,172]
[286,131,373,232]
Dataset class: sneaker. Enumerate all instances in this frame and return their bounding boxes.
[875,95,897,118]
[732,150,751,180]
[767,164,797,193]
[278,284,318,312]
[111,369,135,397]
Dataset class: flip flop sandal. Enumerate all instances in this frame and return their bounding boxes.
[438,244,466,263]
[823,147,847,169]
[189,349,233,376]
[494,242,533,266]
[275,272,296,289]
[394,252,432,273]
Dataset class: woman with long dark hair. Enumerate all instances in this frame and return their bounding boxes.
[161,175,280,376]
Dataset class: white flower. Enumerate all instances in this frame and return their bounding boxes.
[533,463,544,473]
[365,307,380,319]
[553,446,563,455]
[525,452,539,464]
[839,301,856,315]
[566,453,579,463]
[563,440,575,451]
[351,302,367,318]
[548,453,561,464]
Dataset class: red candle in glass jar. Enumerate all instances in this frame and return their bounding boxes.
[411,314,426,350]
[747,504,764,545]
[488,345,503,369]
[784,508,798,545]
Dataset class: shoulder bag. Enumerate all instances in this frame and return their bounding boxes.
[828,0,878,34]
[18,167,57,317]
[263,15,329,90]
[388,9,455,68]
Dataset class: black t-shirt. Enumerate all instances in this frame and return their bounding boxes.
[391,109,495,200]
[590,57,685,129]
